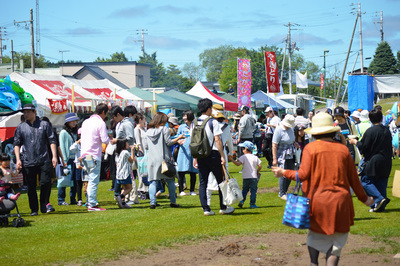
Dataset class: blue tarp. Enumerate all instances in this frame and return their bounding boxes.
[251,90,297,110]
[348,75,374,112]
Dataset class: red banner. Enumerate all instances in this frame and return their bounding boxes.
[237,58,252,108]
[321,73,324,90]
[264,52,280,93]
[48,99,68,114]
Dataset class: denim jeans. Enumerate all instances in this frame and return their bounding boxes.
[279,159,295,197]
[83,159,101,208]
[198,151,226,212]
[242,179,258,205]
[149,178,176,205]
[361,175,388,209]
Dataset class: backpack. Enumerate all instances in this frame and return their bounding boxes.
[253,122,262,138]
[190,117,214,159]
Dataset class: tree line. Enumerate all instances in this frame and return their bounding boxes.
[3,41,399,97]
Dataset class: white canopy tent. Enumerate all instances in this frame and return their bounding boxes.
[373,75,400,94]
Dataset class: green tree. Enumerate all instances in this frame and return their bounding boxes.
[199,45,234,81]
[181,62,203,82]
[10,52,49,68]
[397,51,400,72]
[368,41,398,75]
[95,52,128,62]
[138,52,166,87]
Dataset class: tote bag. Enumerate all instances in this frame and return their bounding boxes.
[219,165,243,205]
[282,172,310,229]
[56,164,73,188]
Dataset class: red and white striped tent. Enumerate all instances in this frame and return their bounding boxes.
[186,81,238,111]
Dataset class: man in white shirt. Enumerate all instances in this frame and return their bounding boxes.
[294,107,309,128]
[262,107,280,168]
[193,98,234,216]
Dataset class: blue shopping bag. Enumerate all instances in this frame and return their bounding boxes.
[282,172,310,229]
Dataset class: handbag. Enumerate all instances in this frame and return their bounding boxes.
[56,164,74,188]
[218,165,243,205]
[353,144,361,165]
[282,172,310,229]
[161,133,177,178]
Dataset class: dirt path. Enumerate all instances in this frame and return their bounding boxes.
[100,232,400,265]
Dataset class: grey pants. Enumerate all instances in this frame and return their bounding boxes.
[279,158,295,197]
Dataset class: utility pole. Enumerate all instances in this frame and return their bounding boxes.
[14,9,35,73]
[358,3,364,74]
[374,11,383,42]
[321,49,329,98]
[136,29,148,57]
[284,22,300,94]
[280,35,288,87]
[36,0,40,55]
[0,27,6,64]
[11,40,14,72]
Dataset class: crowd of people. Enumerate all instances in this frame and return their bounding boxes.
[1,97,396,265]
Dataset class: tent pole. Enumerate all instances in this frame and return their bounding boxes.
[71,85,75,113]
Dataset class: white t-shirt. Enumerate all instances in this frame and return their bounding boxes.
[266,116,281,134]
[238,153,261,179]
[197,115,222,151]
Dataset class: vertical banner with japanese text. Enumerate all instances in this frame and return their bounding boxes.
[237,58,252,108]
[264,52,280,93]
[321,73,324,90]
[48,98,68,114]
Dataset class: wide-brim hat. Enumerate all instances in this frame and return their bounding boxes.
[281,114,295,128]
[212,111,225,119]
[233,113,241,120]
[65,112,79,123]
[305,112,341,135]
[213,104,224,112]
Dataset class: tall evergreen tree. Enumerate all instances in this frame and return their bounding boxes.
[368,41,398,75]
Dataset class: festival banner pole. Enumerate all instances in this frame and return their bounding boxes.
[264,51,271,109]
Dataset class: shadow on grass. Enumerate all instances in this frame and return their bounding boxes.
[354,217,379,221]
[382,208,400,213]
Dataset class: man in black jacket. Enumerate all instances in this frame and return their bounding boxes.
[14,104,58,216]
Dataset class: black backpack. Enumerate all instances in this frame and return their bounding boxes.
[190,117,214,159]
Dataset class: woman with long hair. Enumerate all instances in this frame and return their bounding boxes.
[146,112,185,209]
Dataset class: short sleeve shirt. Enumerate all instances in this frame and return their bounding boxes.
[116,150,131,180]
[238,154,261,179]
[272,125,295,145]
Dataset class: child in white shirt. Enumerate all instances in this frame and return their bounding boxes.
[228,141,262,208]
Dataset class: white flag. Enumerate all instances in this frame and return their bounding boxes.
[296,71,308,88]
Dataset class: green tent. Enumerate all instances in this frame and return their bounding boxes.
[161,90,202,113]
[127,87,190,111]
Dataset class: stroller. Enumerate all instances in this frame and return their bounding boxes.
[0,183,24,227]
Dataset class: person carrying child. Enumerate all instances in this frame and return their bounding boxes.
[228,141,262,208]
[115,139,136,209]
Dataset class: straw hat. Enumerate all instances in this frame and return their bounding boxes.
[212,111,225,119]
[213,104,224,112]
[233,113,241,120]
[305,112,340,135]
[212,104,225,119]
[281,114,295,128]
[359,110,369,122]
[168,116,179,126]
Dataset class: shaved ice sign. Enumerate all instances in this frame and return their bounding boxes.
[237,58,251,108]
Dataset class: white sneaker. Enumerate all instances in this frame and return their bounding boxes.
[190,191,197,196]
[204,211,215,216]
[280,195,287,201]
[175,183,179,187]
[219,206,235,215]
[179,191,186,196]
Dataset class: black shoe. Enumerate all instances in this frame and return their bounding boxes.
[373,199,386,212]
[376,198,391,212]
[46,204,55,213]
[30,212,38,216]
[150,204,156,209]
[156,203,160,207]
[170,203,180,208]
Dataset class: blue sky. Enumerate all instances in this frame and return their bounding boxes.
[2,0,400,80]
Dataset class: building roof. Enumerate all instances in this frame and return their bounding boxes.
[72,65,129,90]
[63,61,152,68]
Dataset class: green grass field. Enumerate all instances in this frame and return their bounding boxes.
[3,158,400,265]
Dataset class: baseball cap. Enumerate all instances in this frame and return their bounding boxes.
[265,106,273,112]
[334,106,345,117]
[240,106,249,112]
[238,141,254,151]
[22,103,36,111]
